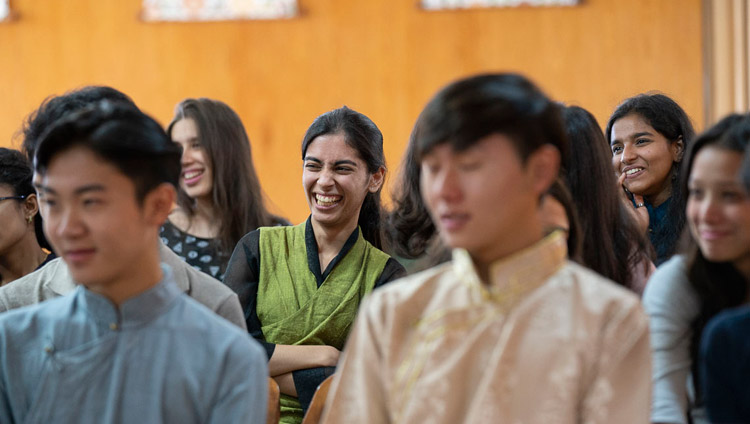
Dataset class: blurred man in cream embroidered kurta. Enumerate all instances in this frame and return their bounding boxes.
[321,73,651,424]
[321,235,650,424]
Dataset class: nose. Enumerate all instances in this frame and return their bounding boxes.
[54,206,86,240]
[180,146,192,166]
[699,196,722,224]
[317,168,335,189]
[621,143,637,164]
[426,166,462,204]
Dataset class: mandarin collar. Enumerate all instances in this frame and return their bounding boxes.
[453,231,567,307]
[76,265,181,330]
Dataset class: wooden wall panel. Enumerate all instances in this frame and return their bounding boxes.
[0,0,703,224]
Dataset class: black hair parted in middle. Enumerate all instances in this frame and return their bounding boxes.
[301,106,387,249]
[34,101,181,203]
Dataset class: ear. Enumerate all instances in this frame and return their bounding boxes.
[367,166,386,193]
[142,183,177,227]
[22,193,39,222]
[525,145,561,197]
[671,136,685,162]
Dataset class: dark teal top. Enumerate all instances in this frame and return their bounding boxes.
[645,197,676,266]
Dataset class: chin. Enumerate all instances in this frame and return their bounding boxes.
[700,247,733,263]
[69,272,103,287]
[439,235,471,251]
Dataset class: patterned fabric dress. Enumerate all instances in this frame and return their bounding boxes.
[160,220,227,281]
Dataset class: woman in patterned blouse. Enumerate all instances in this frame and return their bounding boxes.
[161,98,287,281]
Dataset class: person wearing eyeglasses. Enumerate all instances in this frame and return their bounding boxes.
[0,148,53,286]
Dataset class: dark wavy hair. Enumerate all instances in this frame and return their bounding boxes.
[387,73,567,259]
[167,98,286,256]
[301,106,387,249]
[605,93,695,263]
[562,105,651,289]
[0,148,33,197]
[680,113,750,402]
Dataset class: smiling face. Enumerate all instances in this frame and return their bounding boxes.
[171,118,213,202]
[610,113,683,206]
[303,133,384,234]
[36,145,168,290]
[420,134,556,267]
[687,146,750,276]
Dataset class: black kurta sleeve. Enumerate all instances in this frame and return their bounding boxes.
[292,366,336,412]
[223,230,276,359]
[373,257,407,289]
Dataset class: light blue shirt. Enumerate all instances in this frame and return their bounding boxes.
[0,265,268,424]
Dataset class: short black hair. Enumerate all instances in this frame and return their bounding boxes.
[387,73,567,259]
[21,86,136,160]
[35,101,181,203]
[412,73,568,164]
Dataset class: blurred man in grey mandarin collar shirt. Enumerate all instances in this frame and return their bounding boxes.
[0,102,267,423]
[0,86,246,329]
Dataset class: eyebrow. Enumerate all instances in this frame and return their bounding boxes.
[34,184,107,195]
[304,156,359,167]
[611,131,654,145]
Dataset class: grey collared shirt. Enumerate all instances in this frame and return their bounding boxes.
[0,266,267,423]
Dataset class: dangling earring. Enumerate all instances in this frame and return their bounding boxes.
[26,215,33,224]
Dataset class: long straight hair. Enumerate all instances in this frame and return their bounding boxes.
[167,98,284,255]
[561,105,651,289]
[301,106,386,249]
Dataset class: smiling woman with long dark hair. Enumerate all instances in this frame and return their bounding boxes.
[161,98,287,281]
[223,106,405,424]
[643,113,750,424]
[606,94,695,265]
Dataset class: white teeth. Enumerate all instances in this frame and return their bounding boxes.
[626,168,643,175]
[184,170,203,179]
[316,194,341,206]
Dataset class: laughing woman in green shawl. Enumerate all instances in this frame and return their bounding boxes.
[224,106,406,424]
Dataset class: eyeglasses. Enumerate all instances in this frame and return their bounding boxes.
[0,195,27,203]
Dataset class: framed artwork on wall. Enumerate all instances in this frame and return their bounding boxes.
[421,0,579,10]
[141,0,298,22]
[0,0,10,22]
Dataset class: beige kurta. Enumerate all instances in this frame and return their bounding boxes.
[322,234,651,424]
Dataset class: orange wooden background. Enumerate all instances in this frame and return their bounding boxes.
[0,0,704,224]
